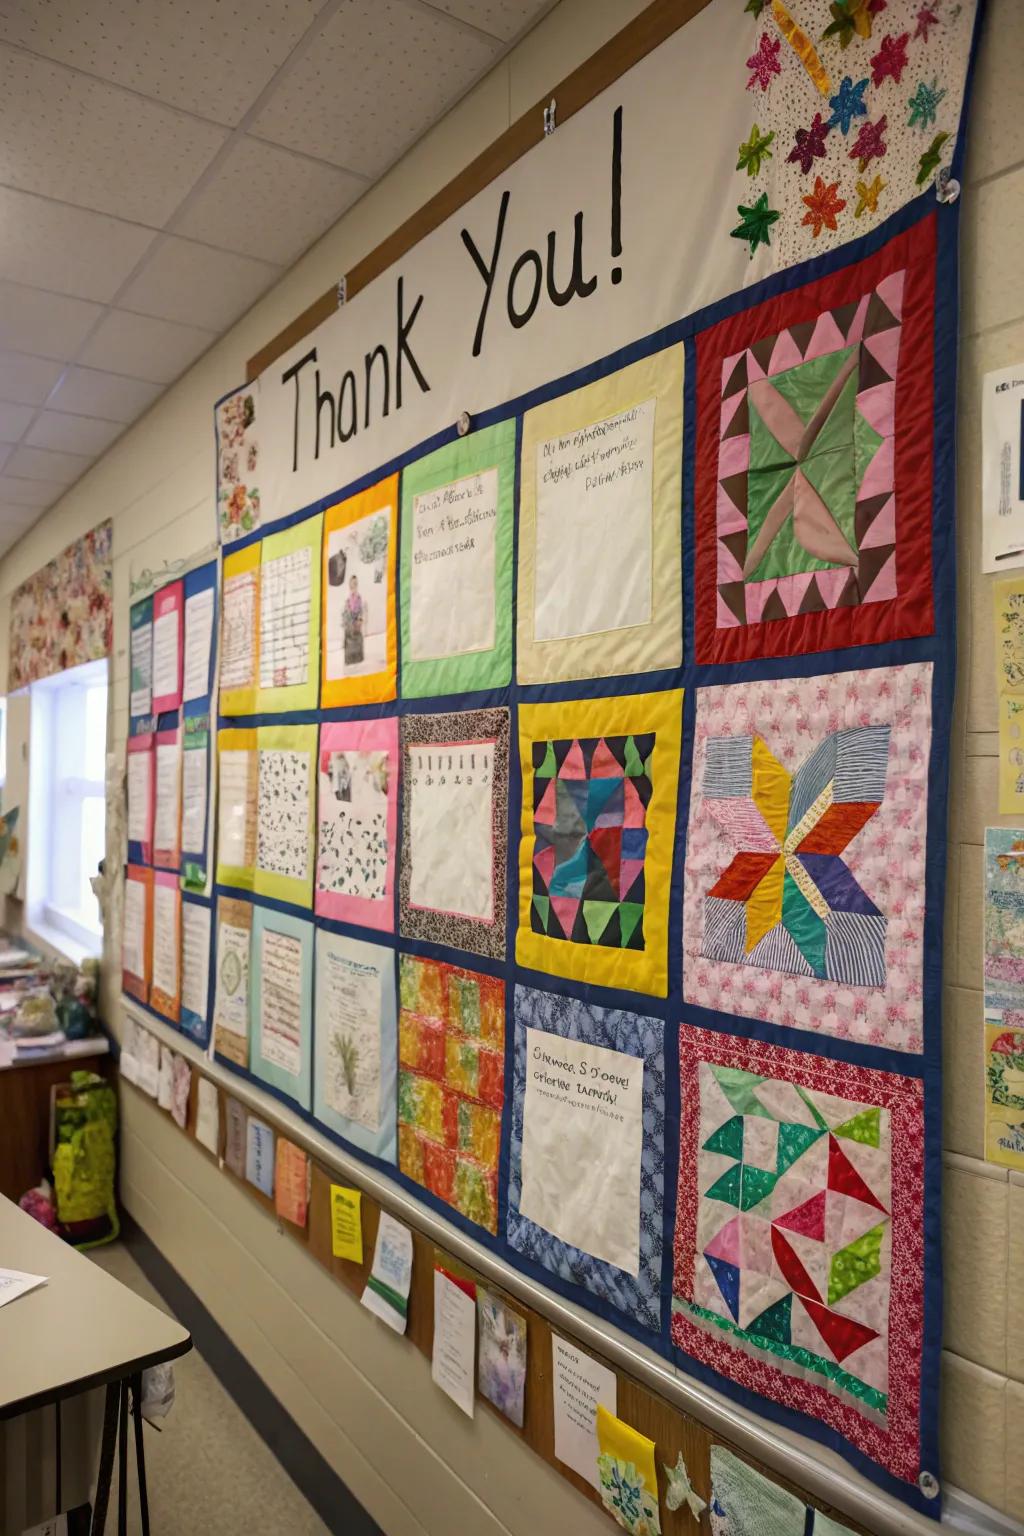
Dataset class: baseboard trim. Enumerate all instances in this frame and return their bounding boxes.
[120,1212,384,1536]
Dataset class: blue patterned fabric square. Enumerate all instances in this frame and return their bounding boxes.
[507,983,665,1331]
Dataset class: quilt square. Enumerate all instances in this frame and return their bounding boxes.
[399,708,509,960]
[694,218,936,663]
[683,663,931,1050]
[507,984,664,1332]
[518,691,682,997]
[672,1025,924,1486]
[397,954,504,1234]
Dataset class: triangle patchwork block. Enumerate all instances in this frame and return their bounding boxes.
[827,1135,887,1213]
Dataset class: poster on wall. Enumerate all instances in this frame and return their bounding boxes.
[983,365,1024,573]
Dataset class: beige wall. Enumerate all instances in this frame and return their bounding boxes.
[0,0,1020,1529]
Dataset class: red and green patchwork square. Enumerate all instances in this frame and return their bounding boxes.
[695,217,936,663]
[672,1025,926,1486]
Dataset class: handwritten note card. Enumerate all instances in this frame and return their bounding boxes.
[275,1140,309,1228]
[151,880,179,1002]
[259,928,303,1076]
[154,737,181,858]
[130,607,152,717]
[552,1337,617,1488]
[183,586,215,702]
[181,900,211,1022]
[408,741,494,919]
[195,1076,220,1156]
[317,749,389,902]
[213,900,250,1067]
[224,1097,246,1176]
[127,747,153,846]
[221,567,257,692]
[257,749,311,882]
[245,1116,275,1198]
[330,1184,363,1262]
[260,546,311,690]
[431,1269,477,1418]
[534,398,656,642]
[218,749,255,871]
[122,876,146,981]
[409,469,498,661]
[519,1027,645,1275]
[181,724,208,856]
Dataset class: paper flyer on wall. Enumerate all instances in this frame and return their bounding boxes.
[361,1212,413,1333]
[984,827,1024,1170]
[983,364,1024,572]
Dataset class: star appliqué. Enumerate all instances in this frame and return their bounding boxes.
[908,77,947,128]
[849,114,888,170]
[870,31,910,86]
[828,75,870,135]
[916,131,950,185]
[737,123,776,176]
[788,112,831,174]
[801,176,847,237]
[855,173,886,216]
[730,192,781,257]
[746,31,782,91]
[914,5,940,39]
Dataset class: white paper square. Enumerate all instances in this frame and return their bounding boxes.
[407,740,494,920]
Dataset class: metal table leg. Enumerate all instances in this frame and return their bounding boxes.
[131,1373,150,1536]
[89,1381,120,1536]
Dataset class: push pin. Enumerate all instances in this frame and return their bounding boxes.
[918,1471,940,1500]
[543,98,557,137]
[456,411,472,438]
[935,170,960,205]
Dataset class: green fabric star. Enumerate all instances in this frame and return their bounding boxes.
[745,0,767,14]
[730,192,780,258]
[663,1453,707,1518]
[737,123,776,177]
[916,131,950,185]
[907,77,947,130]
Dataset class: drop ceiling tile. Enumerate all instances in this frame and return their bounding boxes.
[0,402,35,442]
[0,283,103,361]
[0,186,156,304]
[251,0,500,178]
[0,46,228,226]
[0,446,11,474]
[79,310,217,386]
[118,235,280,330]
[0,352,65,406]
[26,411,123,457]
[48,365,162,424]
[0,1,321,125]
[429,0,552,41]
[6,443,92,485]
[176,136,366,265]
[0,475,67,509]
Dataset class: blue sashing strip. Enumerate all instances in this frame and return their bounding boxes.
[181,560,219,888]
[178,892,215,1049]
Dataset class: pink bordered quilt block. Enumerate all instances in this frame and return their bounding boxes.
[682,662,931,1051]
[672,1024,925,1486]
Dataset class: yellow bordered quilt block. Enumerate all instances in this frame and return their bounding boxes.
[517,690,682,997]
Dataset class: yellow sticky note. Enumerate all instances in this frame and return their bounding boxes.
[596,1404,661,1534]
[330,1184,363,1263]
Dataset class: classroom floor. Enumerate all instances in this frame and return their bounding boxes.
[89,1243,329,1535]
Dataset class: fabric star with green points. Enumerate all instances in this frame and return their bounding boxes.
[907,77,947,129]
[745,0,767,14]
[916,131,950,185]
[737,123,775,177]
[730,192,780,258]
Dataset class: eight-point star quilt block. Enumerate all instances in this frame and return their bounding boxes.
[694,218,936,663]
[672,1025,925,1487]
[683,663,931,1050]
[517,691,683,998]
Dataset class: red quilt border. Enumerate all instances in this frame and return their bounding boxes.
[693,215,937,666]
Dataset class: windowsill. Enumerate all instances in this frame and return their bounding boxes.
[24,918,100,969]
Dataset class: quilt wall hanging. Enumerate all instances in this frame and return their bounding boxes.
[8,519,113,691]
[123,0,981,1520]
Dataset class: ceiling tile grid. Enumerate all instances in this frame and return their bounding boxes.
[0,0,556,560]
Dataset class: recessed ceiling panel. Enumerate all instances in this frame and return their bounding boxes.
[429,0,552,42]
[0,185,156,303]
[6,443,93,484]
[0,46,228,226]
[176,136,366,266]
[0,353,64,407]
[0,0,324,126]
[0,402,36,443]
[0,474,69,509]
[117,235,280,330]
[26,410,123,457]
[250,0,500,178]
[48,365,162,425]
[0,283,103,361]
[80,310,217,386]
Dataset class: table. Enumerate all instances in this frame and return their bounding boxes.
[0,1196,192,1533]
[0,1037,112,1201]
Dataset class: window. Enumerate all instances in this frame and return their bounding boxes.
[26,658,108,956]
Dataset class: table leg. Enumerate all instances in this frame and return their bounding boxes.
[117,1381,129,1536]
[89,1382,120,1535]
[131,1373,150,1536]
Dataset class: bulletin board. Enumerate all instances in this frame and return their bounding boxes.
[122,0,986,1524]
